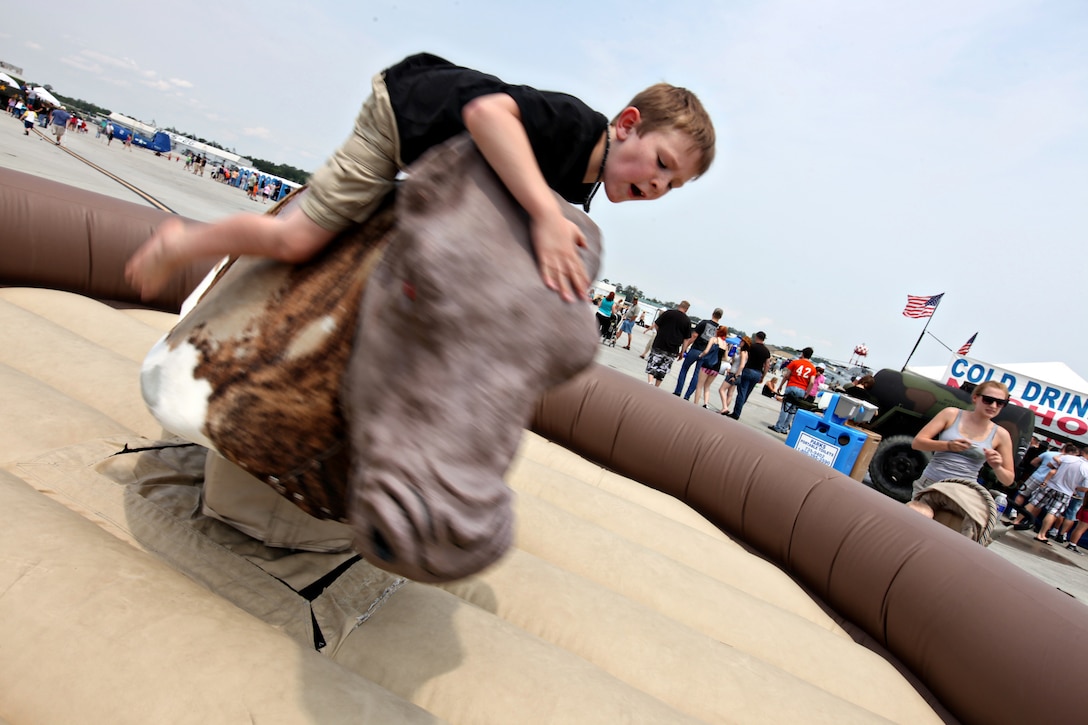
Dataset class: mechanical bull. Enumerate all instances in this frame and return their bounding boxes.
[140,135,602,582]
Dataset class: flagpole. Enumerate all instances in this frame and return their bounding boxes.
[900,291,944,370]
[901,315,934,372]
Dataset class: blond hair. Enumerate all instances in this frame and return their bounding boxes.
[616,83,715,177]
[974,380,1010,399]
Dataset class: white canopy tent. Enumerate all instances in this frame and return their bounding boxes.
[31,86,62,107]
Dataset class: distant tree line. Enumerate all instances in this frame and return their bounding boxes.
[601,280,676,320]
[246,157,310,185]
[51,92,110,118]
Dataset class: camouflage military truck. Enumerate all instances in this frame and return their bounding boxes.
[860,368,1035,501]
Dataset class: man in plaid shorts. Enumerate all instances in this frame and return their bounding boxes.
[645,301,691,387]
[1011,452,1088,545]
[1004,443,1078,530]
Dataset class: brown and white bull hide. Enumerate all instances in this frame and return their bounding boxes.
[140,134,602,582]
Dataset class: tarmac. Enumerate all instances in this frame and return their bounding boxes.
[3,112,1087,606]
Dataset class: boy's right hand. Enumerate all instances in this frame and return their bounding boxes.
[125,217,185,301]
[532,210,589,303]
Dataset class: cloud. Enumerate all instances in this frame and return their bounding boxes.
[242,126,273,140]
[135,75,192,94]
[80,49,140,72]
[60,55,103,75]
[25,41,42,51]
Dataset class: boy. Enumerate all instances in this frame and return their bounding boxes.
[126,53,715,303]
[20,106,37,135]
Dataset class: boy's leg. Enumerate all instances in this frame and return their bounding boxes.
[203,451,353,552]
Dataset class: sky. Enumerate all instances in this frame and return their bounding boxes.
[4,0,1087,378]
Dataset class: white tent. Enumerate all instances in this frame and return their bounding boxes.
[0,72,19,88]
[31,86,62,107]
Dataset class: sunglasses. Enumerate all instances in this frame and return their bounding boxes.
[979,394,1009,408]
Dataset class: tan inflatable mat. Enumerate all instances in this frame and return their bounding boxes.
[0,288,941,724]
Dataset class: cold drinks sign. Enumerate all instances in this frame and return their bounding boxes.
[942,357,1088,442]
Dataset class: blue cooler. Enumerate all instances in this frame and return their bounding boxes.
[785,409,870,476]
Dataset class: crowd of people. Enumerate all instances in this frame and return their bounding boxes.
[180,152,292,204]
[898,380,1088,549]
[6,89,295,203]
[590,293,1088,551]
[8,94,89,147]
[591,294,834,435]
[1000,437,1088,551]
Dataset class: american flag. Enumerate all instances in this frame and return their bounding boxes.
[902,293,944,319]
[957,332,977,356]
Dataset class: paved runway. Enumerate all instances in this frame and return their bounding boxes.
[0,113,262,221]
[3,111,1086,604]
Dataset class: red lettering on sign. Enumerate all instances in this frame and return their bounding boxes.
[1030,406,1056,427]
[1057,417,1088,437]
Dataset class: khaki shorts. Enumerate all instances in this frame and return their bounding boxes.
[202,452,354,553]
[299,72,403,232]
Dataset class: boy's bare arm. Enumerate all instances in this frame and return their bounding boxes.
[125,208,334,300]
[462,93,589,302]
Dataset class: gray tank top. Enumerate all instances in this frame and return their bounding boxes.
[921,411,998,481]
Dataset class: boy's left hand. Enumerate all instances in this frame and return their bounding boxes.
[532,211,588,303]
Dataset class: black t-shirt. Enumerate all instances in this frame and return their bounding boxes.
[689,320,717,352]
[744,342,771,373]
[1018,444,1048,477]
[652,309,692,354]
[384,54,609,205]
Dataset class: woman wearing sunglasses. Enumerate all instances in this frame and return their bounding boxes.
[909,380,1016,499]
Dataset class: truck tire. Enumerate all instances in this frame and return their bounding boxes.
[869,435,931,502]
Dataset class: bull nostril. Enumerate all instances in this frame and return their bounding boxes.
[371,528,396,562]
